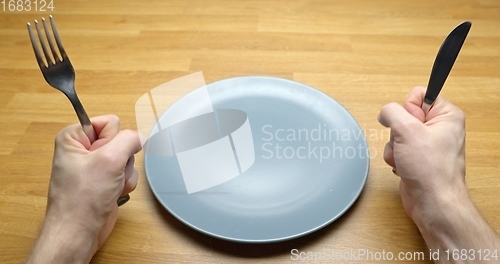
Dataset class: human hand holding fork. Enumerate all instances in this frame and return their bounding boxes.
[27,16,134,206]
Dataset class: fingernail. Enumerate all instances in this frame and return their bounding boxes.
[117,195,130,206]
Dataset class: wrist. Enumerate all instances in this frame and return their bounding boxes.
[27,211,98,264]
[411,185,499,256]
[46,184,113,236]
[409,189,470,262]
[412,184,470,227]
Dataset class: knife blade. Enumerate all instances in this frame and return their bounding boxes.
[422,21,471,114]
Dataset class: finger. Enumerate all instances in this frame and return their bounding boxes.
[403,86,427,123]
[124,156,135,182]
[90,115,121,137]
[424,95,465,125]
[379,102,425,141]
[55,122,91,150]
[383,142,396,168]
[122,169,138,196]
[99,130,142,164]
[378,103,412,128]
[121,156,137,195]
[405,86,427,109]
[89,115,121,151]
[404,86,458,123]
[122,156,138,195]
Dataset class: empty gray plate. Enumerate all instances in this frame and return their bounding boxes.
[144,76,369,243]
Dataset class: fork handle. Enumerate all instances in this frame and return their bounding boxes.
[68,94,130,206]
[82,123,97,143]
[68,94,97,143]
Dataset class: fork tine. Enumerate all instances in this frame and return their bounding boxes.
[34,19,54,65]
[49,15,68,61]
[27,22,46,69]
[41,17,61,62]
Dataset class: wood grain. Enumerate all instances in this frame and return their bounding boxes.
[0,0,499,263]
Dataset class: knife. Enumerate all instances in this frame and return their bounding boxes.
[421,21,472,114]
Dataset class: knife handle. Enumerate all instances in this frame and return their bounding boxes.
[422,102,432,115]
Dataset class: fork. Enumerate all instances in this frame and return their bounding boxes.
[27,15,130,206]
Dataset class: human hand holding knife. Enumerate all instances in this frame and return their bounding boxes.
[392,21,471,175]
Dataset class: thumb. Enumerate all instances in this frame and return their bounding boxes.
[403,86,427,123]
[98,130,142,164]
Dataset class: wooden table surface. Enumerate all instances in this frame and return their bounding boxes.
[1,0,499,263]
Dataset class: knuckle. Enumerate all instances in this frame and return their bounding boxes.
[107,114,121,126]
[54,125,74,146]
[122,129,141,146]
[411,86,426,94]
[54,130,65,146]
[455,108,465,122]
[379,103,398,123]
